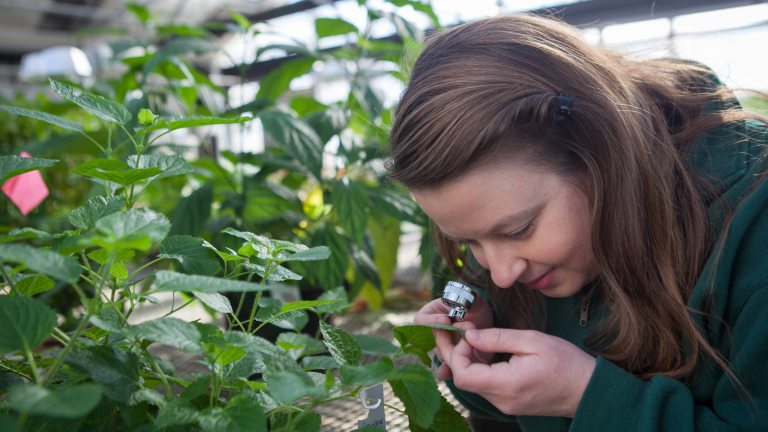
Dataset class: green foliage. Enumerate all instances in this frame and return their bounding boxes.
[0,1,470,430]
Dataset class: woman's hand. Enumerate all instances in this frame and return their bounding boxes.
[447,328,596,418]
[413,296,494,380]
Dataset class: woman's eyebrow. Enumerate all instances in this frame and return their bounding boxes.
[438,204,543,241]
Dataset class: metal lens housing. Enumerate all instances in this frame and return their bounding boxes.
[441,281,476,321]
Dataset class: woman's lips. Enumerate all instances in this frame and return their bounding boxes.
[524,269,554,290]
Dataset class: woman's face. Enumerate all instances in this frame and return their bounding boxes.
[411,159,600,298]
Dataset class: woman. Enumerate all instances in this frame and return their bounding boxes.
[388,14,768,431]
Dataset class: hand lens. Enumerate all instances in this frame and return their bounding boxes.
[441,281,476,321]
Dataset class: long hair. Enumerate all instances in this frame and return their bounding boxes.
[388,14,765,379]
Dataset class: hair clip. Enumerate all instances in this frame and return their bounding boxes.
[554,94,574,122]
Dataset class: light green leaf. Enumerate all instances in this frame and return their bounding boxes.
[151,270,281,293]
[0,244,81,283]
[315,17,358,38]
[15,274,55,296]
[314,286,350,314]
[160,235,221,276]
[129,317,202,354]
[340,357,394,386]
[260,109,323,180]
[393,324,451,366]
[192,291,232,313]
[331,179,368,245]
[388,364,441,429]
[9,383,102,418]
[49,79,130,124]
[126,153,193,182]
[254,298,309,331]
[279,299,339,314]
[319,321,362,366]
[69,195,125,230]
[301,355,338,370]
[0,105,83,132]
[0,296,57,354]
[92,208,171,251]
[0,155,58,183]
[244,262,302,282]
[265,369,324,404]
[281,246,330,262]
[126,2,152,24]
[65,346,139,403]
[90,308,123,332]
[143,38,219,77]
[142,115,252,133]
[73,159,163,186]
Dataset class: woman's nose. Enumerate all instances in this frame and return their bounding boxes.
[485,247,527,288]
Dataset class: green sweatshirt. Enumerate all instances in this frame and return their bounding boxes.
[446,115,768,430]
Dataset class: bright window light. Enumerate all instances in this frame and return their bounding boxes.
[602,18,671,44]
[673,4,768,34]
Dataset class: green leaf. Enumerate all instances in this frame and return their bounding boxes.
[0,155,58,183]
[142,114,252,133]
[281,246,330,262]
[243,182,301,224]
[388,364,441,429]
[318,321,362,366]
[315,17,358,38]
[314,286,350,314]
[49,79,131,124]
[15,274,55,296]
[410,394,472,432]
[151,270,281,293]
[0,296,57,354]
[331,179,368,245]
[229,11,252,31]
[254,298,309,331]
[129,317,202,354]
[170,183,213,236]
[74,159,163,186]
[279,299,339,314]
[126,2,152,24]
[8,383,102,418]
[155,400,199,428]
[393,324,454,366]
[192,291,233,313]
[90,308,123,332]
[160,235,221,276]
[126,154,193,182]
[69,196,125,230]
[143,38,219,77]
[225,394,266,432]
[257,58,315,102]
[260,109,323,180]
[65,346,140,403]
[265,369,324,404]
[301,355,338,370]
[351,80,383,119]
[0,244,81,283]
[0,105,84,132]
[244,262,302,282]
[92,208,171,251]
[352,334,398,355]
[340,357,394,386]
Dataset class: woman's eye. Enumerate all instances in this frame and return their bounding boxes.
[504,223,534,240]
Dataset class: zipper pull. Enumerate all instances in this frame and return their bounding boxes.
[579,296,590,327]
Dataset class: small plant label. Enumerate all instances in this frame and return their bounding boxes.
[358,382,386,429]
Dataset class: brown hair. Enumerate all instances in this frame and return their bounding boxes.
[388,14,766,380]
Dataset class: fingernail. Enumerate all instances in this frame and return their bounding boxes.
[466,329,478,341]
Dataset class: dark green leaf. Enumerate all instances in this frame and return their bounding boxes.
[388,364,441,429]
[393,324,447,366]
[225,394,267,432]
[410,394,472,432]
[0,296,57,354]
[9,384,101,418]
[49,79,131,124]
[0,105,84,132]
[290,96,328,117]
[126,153,193,182]
[369,186,423,224]
[90,308,123,332]
[265,369,324,404]
[340,357,394,386]
[319,321,362,366]
[352,334,398,355]
[155,400,199,428]
[243,182,301,224]
[351,81,383,119]
[0,155,58,183]
[315,17,358,38]
[257,58,315,101]
[308,226,348,290]
[331,179,368,245]
[0,244,81,283]
[69,195,125,230]
[65,346,139,403]
[301,355,338,370]
[170,183,213,236]
[129,317,202,354]
[73,159,162,186]
[314,286,350,314]
[160,235,221,276]
[260,109,323,180]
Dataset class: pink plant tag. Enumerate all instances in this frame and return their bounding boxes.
[2,151,50,215]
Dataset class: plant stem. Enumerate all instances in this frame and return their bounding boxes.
[43,313,90,386]
[146,352,173,399]
[0,360,31,381]
[78,131,106,155]
[0,266,18,295]
[128,257,164,281]
[52,328,71,344]
[23,345,41,384]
